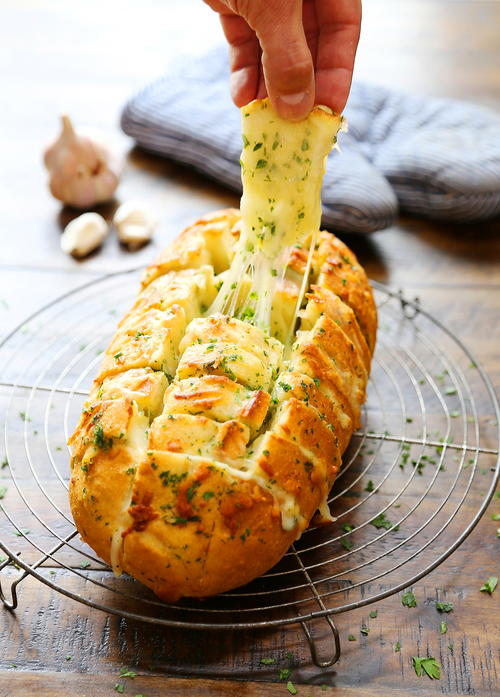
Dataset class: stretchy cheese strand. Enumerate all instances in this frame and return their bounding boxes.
[208,99,345,341]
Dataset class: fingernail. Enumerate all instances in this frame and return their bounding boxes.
[279,92,307,106]
[275,91,312,120]
[229,69,250,106]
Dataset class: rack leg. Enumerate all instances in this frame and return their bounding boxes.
[300,615,341,667]
[0,558,27,611]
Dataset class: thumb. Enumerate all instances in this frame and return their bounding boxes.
[250,0,314,120]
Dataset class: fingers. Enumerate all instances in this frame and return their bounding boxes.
[314,0,362,113]
[220,13,263,106]
[249,0,315,120]
[204,0,361,118]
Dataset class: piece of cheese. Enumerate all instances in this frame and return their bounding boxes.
[209,99,344,339]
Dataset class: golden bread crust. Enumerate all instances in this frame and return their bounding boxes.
[69,207,377,600]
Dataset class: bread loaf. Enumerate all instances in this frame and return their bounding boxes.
[69,208,376,600]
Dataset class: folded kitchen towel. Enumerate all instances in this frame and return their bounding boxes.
[121,47,500,234]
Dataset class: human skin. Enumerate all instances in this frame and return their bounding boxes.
[203,0,362,120]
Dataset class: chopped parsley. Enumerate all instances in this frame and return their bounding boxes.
[159,470,187,488]
[360,626,369,636]
[278,668,291,681]
[394,641,401,652]
[186,481,201,502]
[256,159,267,169]
[401,591,417,608]
[93,425,113,451]
[369,610,378,619]
[259,657,275,665]
[348,634,356,641]
[286,681,298,695]
[240,528,251,542]
[240,307,255,322]
[113,352,123,360]
[479,576,498,595]
[365,480,375,492]
[202,491,215,501]
[113,685,124,694]
[170,515,201,526]
[340,538,353,551]
[1,458,8,469]
[370,512,399,531]
[0,486,7,500]
[79,561,91,569]
[412,656,441,680]
[278,382,292,392]
[440,621,447,635]
[436,601,453,613]
[119,668,137,678]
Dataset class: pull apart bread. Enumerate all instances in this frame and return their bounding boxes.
[69,99,377,601]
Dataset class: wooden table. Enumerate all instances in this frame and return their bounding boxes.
[0,1,498,695]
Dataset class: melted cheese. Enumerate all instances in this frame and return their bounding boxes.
[109,401,149,576]
[210,99,344,339]
[208,99,346,531]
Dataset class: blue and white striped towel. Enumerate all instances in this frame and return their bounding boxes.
[121,47,500,234]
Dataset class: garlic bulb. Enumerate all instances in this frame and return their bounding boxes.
[61,212,109,258]
[44,115,122,209]
[113,202,157,250]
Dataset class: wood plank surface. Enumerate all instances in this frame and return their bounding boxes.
[0,0,499,695]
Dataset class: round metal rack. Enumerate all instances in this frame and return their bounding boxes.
[0,271,498,667]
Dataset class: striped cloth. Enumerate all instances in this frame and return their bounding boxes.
[121,47,500,234]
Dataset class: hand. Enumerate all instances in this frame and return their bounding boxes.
[203,0,361,120]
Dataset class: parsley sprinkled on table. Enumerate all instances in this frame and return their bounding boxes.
[401,591,417,607]
[479,576,498,595]
[278,668,291,681]
[412,656,441,680]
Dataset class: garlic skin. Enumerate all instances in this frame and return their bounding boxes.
[61,213,109,258]
[113,202,157,250]
[44,115,122,209]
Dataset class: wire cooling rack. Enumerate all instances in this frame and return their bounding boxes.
[0,271,498,667]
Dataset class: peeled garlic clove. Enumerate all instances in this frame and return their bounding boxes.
[44,115,122,209]
[61,212,108,258]
[113,202,157,250]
